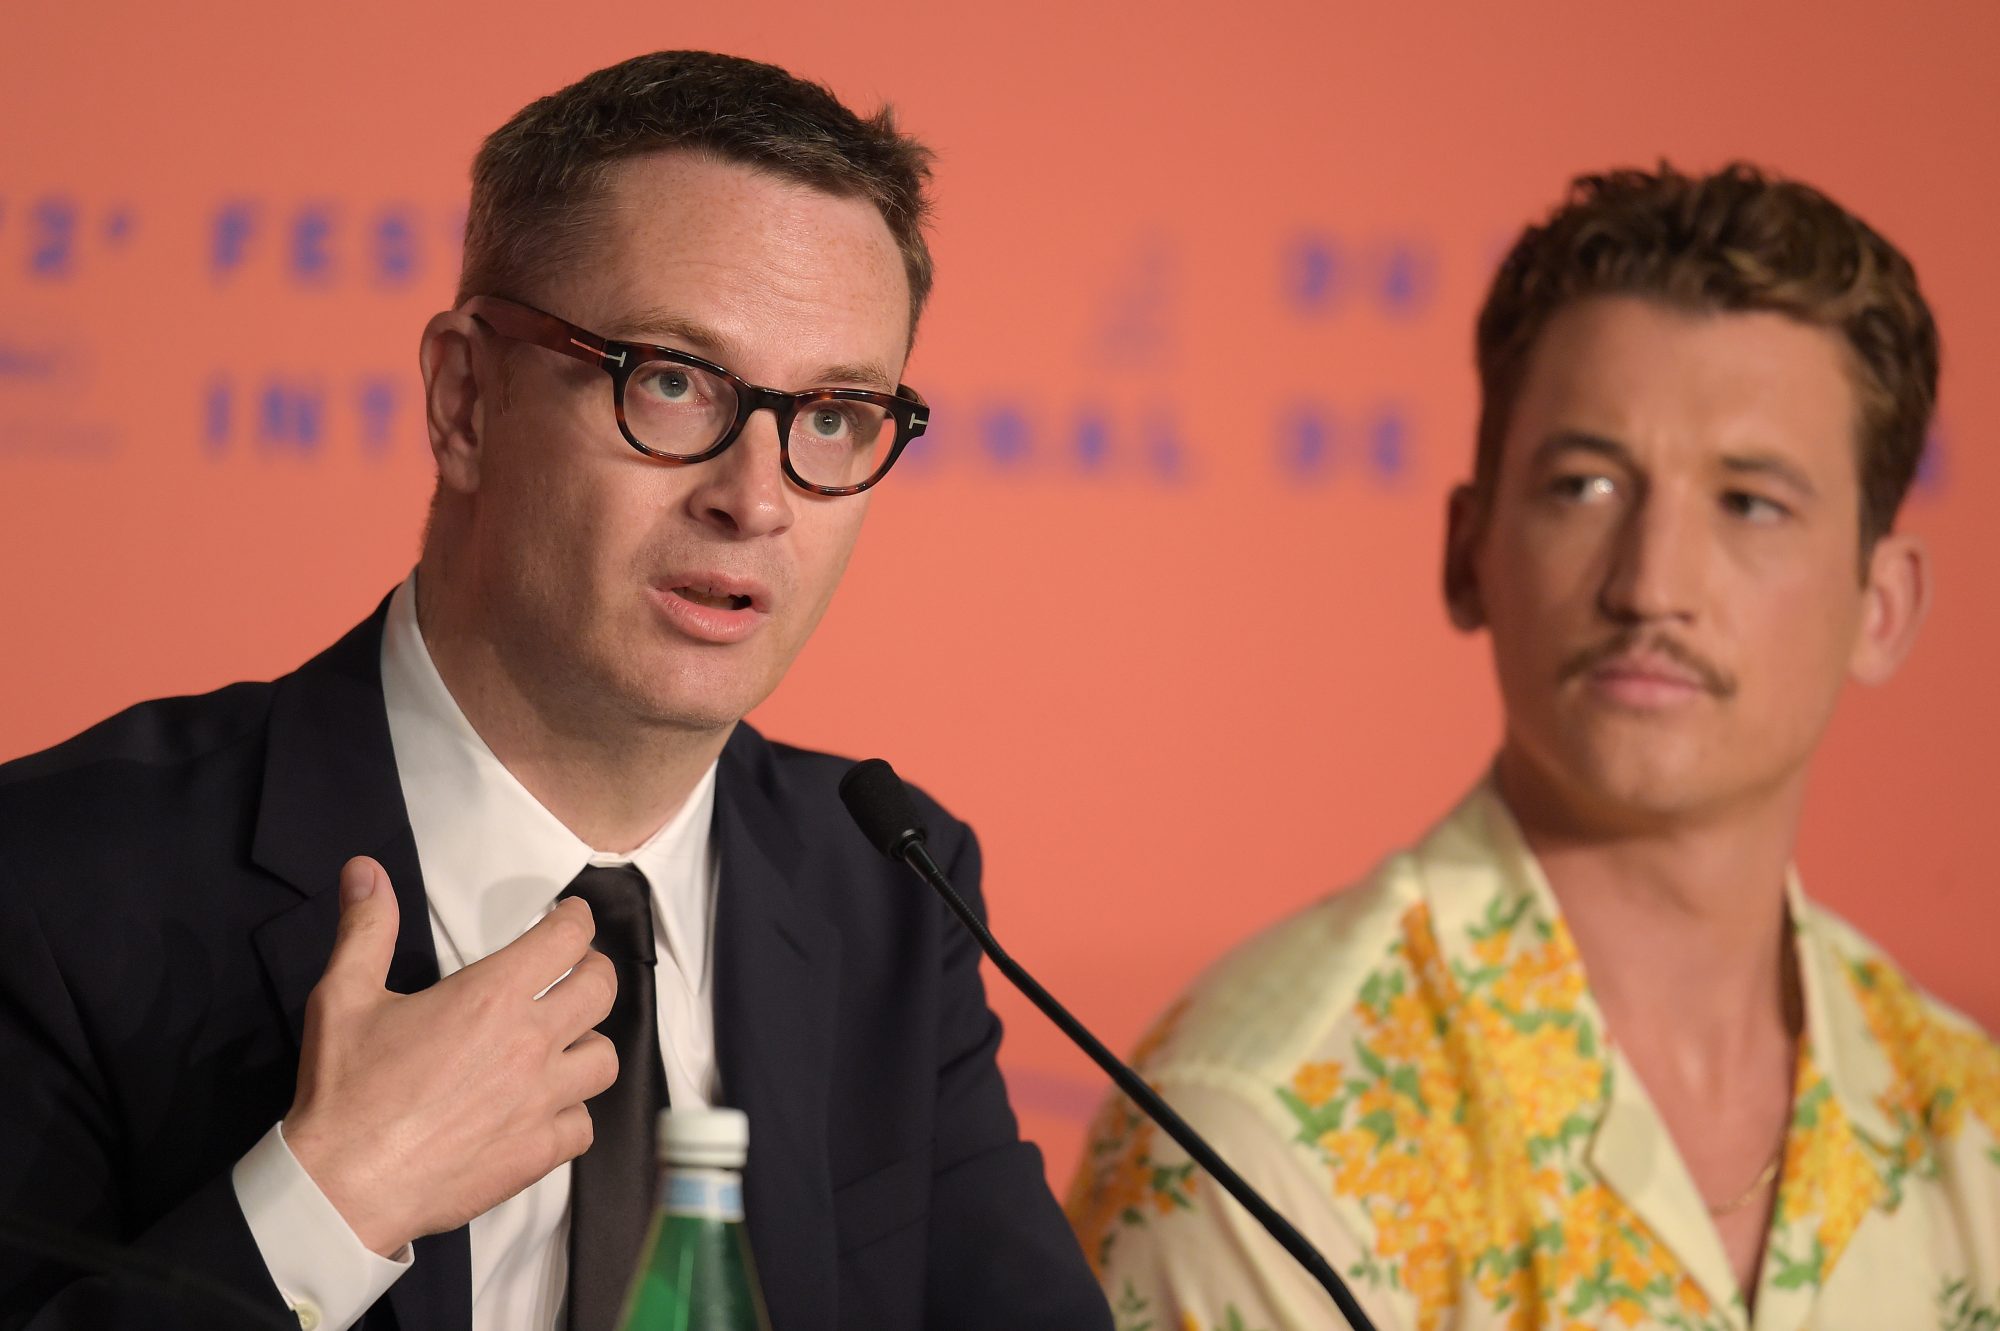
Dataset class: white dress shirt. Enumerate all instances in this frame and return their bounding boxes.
[233,576,722,1331]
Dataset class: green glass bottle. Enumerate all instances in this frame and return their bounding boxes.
[615,1107,773,1331]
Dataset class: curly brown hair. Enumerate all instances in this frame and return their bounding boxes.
[1474,163,1939,554]
[456,51,935,335]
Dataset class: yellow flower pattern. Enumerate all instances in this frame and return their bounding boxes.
[1065,999,1202,1274]
[1268,891,1723,1330]
[1846,956,2000,1165]
[1065,787,2000,1331]
[1758,1053,1880,1301]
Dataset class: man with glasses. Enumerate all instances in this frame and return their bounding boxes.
[0,51,1110,1331]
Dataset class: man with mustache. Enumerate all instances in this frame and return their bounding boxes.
[1069,164,1998,1329]
[0,51,1109,1331]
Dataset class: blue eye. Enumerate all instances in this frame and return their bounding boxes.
[642,369,693,401]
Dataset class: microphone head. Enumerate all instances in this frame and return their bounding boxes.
[840,759,929,861]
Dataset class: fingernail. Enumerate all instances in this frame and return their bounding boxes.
[340,862,376,906]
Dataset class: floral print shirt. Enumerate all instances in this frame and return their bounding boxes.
[1066,785,2000,1331]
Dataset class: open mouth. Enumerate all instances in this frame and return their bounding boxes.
[671,585,755,612]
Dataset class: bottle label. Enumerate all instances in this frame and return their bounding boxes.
[659,1168,745,1221]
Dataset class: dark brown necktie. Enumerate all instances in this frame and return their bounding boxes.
[559,864,669,1331]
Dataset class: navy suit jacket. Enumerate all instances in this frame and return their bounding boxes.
[0,601,1111,1331]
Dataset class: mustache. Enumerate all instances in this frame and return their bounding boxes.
[1560,632,1738,699]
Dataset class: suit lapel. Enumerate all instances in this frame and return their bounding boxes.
[713,727,842,1331]
[247,600,472,1331]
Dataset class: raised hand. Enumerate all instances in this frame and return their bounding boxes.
[282,856,618,1255]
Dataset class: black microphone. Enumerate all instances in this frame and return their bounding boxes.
[838,759,1379,1331]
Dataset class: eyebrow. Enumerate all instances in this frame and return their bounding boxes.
[1719,451,1819,500]
[608,307,898,393]
[612,308,730,358]
[1530,430,1634,471]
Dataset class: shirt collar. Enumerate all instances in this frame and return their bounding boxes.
[1789,880,1902,1148]
[1419,781,1896,1148]
[379,574,718,980]
[1411,779,1899,1318]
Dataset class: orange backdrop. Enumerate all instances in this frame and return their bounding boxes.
[4,1,1995,1190]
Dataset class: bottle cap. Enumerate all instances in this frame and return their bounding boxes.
[656,1107,749,1168]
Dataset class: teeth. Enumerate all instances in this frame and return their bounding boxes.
[675,587,751,611]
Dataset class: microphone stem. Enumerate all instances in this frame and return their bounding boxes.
[902,841,1379,1331]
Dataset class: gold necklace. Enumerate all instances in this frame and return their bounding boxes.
[1705,1139,1786,1217]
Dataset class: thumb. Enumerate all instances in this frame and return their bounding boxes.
[324,855,400,991]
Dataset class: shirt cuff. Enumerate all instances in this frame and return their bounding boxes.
[232,1121,412,1331]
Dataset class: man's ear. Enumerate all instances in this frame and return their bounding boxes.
[1444,483,1488,632]
[1849,530,1931,686]
[419,308,489,496]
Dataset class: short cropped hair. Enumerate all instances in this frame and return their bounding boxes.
[1474,163,1939,553]
[457,50,935,334]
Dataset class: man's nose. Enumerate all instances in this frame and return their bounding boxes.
[684,409,796,540]
[1597,485,1704,625]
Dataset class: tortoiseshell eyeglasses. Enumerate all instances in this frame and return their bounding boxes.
[464,295,929,497]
